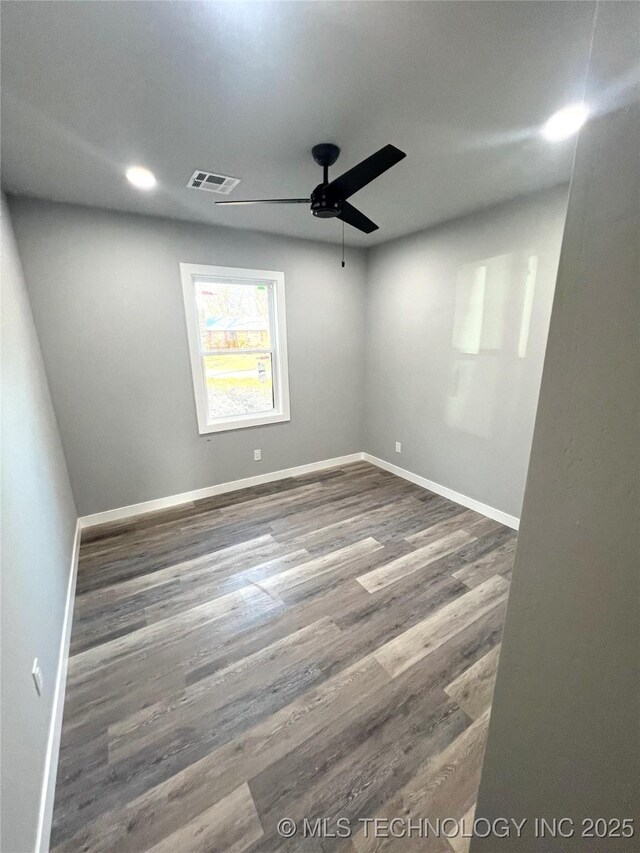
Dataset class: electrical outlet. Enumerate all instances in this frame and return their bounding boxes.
[32,658,43,696]
[254,449,262,461]
[395,441,402,453]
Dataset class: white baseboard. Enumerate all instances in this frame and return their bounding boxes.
[34,519,81,853]
[79,453,365,529]
[78,451,519,531]
[363,453,520,530]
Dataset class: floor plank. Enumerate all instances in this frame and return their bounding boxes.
[144,783,264,853]
[356,530,477,593]
[374,575,510,679]
[444,644,501,720]
[448,803,477,853]
[351,710,490,853]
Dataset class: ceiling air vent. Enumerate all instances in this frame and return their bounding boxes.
[187,170,241,195]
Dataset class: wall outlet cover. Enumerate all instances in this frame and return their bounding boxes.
[395,442,402,453]
[254,449,262,461]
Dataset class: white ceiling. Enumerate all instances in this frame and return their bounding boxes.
[1,1,596,246]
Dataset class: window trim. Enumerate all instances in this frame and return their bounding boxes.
[180,263,290,434]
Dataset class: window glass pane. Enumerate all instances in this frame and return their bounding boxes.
[203,353,274,420]
[195,280,271,351]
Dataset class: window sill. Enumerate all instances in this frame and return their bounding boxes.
[197,411,290,435]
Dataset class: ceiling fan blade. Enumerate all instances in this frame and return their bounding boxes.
[215,198,310,205]
[326,144,406,201]
[338,201,379,234]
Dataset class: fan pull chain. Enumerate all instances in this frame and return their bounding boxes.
[341,220,345,268]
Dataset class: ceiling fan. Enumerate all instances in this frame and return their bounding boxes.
[214,143,406,234]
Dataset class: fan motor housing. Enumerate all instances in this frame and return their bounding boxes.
[311,186,342,218]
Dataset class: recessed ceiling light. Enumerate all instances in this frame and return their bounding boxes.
[126,166,157,190]
[541,103,589,142]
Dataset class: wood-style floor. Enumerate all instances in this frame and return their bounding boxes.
[51,461,516,853]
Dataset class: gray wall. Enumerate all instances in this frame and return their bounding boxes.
[9,189,567,521]
[474,2,639,848]
[363,186,568,519]
[8,198,367,516]
[1,195,77,852]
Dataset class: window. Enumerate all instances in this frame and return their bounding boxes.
[180,263,290,433]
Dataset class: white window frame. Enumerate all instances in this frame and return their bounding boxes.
[180,263,290,434]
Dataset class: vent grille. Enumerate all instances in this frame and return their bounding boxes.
[187,170,241,195]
